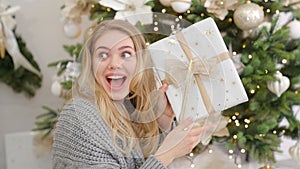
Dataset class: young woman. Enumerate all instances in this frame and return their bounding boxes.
[52,19,204,169]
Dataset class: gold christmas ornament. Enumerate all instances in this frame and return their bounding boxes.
[233,2,264,30]
[0,38,5,58]
[259,161,274,169]
[267,71,290,97]
[171,0,192,13]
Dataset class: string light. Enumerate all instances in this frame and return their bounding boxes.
[235,112,239,116]
[154,21,158,25]
[145,42,150,46]
[200,13,205,17]
[245,124,249,128]
[233,135,238,139]
[250,89,255,94]
[295,91,299,94]
[106,8,111,12]
[229,149,234,154]
[162,8,166,13]
[228,18,232,23]
[208,149,213,153]
[189,153,194,157]
[241,149,246,153]
[266,9,271,13]
[256,85,260,89]
[233,51,237,55]
[248,54,252,59]
[91,4,95,8]
[242,44,246,48]
[265,69,268,74]
[273,130,277,134]
[244,119,250,124]
[232,115,236,120]
[178,15,183,19]
[228,119,232,123]
[275,10,280,14]
[187,10,191,13]
[282,59,287,64]
[153,27,159,31]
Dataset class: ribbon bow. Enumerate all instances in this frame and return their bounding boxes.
[165,56,218,88]
[0,3,40,76]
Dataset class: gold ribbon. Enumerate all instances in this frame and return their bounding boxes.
[165,32,230,122]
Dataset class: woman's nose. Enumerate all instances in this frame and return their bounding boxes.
[108,55,122,70]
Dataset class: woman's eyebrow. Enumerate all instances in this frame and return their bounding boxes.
[95,46,110,51]
[118,46,134,50]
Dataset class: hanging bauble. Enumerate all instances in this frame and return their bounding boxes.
[288,19,300,39]
[171,0,192,13]
[159,0,172,7]
[51,81,62,97]
[267,71,290,97]
[63,21,81,38]
[233,2,264,30]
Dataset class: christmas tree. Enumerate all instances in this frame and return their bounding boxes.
[35,0,300,166]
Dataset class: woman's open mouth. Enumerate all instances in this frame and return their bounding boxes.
[106,74,127,90]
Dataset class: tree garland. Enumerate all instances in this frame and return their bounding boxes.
[0,32,42,97]
[0,2,42,97]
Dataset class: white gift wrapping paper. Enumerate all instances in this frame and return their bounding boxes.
[148,17,248,123]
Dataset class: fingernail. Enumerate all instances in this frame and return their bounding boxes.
[163,83,168,89]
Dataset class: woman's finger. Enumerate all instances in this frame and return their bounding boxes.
[159,83,168,93]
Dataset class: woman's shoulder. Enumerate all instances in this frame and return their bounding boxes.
[59,97,99,121]
[56,97,109,135]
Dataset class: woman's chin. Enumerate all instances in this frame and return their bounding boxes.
[109,93,127,101]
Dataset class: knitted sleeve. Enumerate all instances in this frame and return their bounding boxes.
[52,98,167,169]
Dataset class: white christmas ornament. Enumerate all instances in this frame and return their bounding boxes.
[63,21,81,38]
[51,81,62,97]
[99,0,153,25]
[159,0,171,7]
[171,0,192,13]
[288,19,300,39]
[233,2,264,30]
[267,71,290,97]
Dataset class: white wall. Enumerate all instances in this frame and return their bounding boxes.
[0,0,91,168]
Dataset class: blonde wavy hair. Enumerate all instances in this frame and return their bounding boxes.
[72,20,161,157]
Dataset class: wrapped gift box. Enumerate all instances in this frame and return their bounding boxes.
[5,131,52,169]
[148,17,248,123]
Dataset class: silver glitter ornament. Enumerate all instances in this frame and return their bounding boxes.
[233,2,264,30]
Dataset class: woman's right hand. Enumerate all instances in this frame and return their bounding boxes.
[154,117,205,166]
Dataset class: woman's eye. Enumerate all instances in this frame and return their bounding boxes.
[122,52,132,58]
[99,52,108,59]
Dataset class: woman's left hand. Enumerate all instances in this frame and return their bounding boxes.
[156,83,175,132]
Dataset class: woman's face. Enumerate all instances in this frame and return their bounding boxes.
[92,30,137,100]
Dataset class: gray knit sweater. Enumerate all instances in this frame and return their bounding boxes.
[52,97,167,169]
